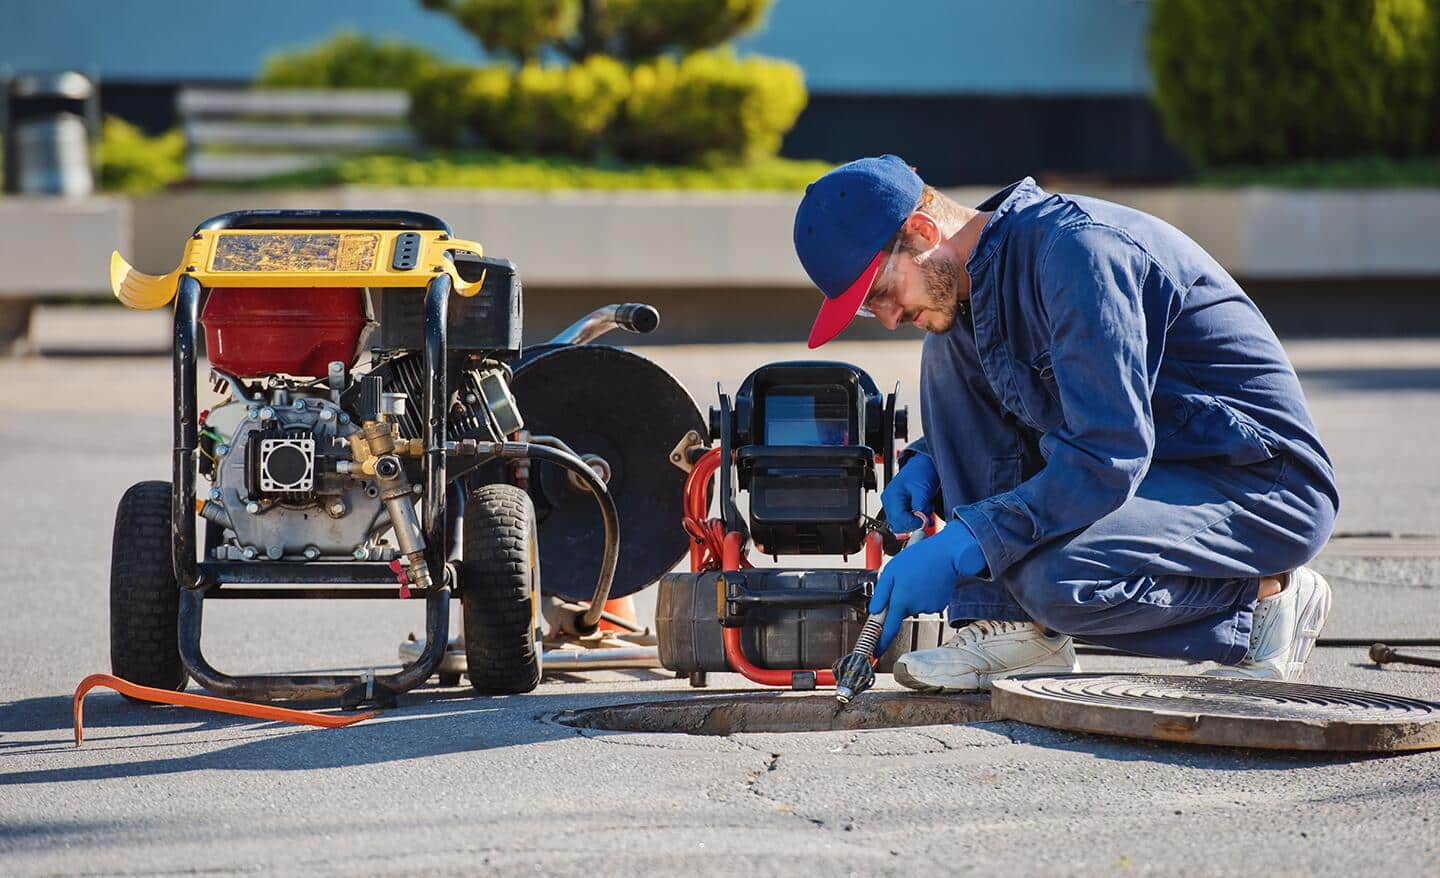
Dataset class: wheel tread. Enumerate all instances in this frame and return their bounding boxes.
[461,484,542,693]
[109,480,188,692]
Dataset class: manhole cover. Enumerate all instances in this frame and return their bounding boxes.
[992,674,1440,752]
[556,692,994,735]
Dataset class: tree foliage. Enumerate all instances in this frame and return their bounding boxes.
[1149,0,1437,167]
[258,31,441,91]
[96,117,186,194]
[615,50,806,164]
[421,0,770,62]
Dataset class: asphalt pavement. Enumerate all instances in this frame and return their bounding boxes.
[2,335,1439,876]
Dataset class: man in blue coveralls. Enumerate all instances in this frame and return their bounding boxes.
[794,156,1339,690]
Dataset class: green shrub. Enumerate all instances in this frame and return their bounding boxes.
[1149,0,1437,167]
[409,59,629,157]
[408,66,473,148]
[461,66,517,149]
[258,31,441,91]
[616,50,806,165]
[500,56,630,155]
[602,0,770,57]
[424,0,576,63]
[96,116,185,194]
[423,0,770,62]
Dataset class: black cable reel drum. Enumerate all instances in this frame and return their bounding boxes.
[508,341,707,604]
[398,303,705,679]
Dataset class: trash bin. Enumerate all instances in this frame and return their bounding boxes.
[1,72,98,196]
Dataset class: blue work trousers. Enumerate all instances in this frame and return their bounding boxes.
[921,318,1336,665]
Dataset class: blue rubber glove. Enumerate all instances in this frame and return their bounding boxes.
[869,522,987,654]
[881,452,940,534]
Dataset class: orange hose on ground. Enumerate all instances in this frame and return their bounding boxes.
[73,673,379,746]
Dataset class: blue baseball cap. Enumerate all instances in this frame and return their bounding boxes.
[793,154,924,348]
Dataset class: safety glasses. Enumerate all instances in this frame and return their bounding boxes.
[856,236,904,319]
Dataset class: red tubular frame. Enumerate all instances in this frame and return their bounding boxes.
[683,451,885,689]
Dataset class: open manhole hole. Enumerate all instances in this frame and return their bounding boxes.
[556,692,996,735]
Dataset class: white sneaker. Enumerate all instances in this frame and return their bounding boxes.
[892,620,1080,692]
[1204,565,1331,682]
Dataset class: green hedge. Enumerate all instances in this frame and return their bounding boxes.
[1149,0,1437,167]
[96,117,185,194]
[615,50,806,164]
[603,0,770,57]
[408,66,481,148]
[408,51,805,164]
[422,0,770,62]
[502,56,631,154]
[424,0,576,62]
[258,31,441,92]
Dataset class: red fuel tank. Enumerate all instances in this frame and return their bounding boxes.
[202,287,366,377]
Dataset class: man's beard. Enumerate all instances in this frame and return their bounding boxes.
[910,249,964,334]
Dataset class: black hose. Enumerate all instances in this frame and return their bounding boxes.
[485,441,619,635]
[554,601,646,634]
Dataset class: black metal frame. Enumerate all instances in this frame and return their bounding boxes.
[194,209,452,235]
[170,263,459,707]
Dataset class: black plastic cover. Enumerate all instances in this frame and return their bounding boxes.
[370,255,523,356]
[738,445,874,555]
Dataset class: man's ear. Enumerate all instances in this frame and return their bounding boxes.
[904,211,942,248]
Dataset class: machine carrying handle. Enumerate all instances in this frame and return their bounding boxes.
[613,303,660,334]
[548,303,660,345]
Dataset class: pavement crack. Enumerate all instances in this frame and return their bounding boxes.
[737,752,830,831]
[909,730,958,751]
[572,726,743,752]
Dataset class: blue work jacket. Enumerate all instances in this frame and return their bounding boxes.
[920,178,1337,580]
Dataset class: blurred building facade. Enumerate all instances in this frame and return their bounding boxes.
[0,0,1187,184]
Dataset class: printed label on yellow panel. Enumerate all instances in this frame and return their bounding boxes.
[210,233,380,273]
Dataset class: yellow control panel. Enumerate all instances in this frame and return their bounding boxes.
[110,228,486,310]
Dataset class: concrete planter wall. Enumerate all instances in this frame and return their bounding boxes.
[8,185,1440,294]
[4,185,1439,343]
[0,196,130,296]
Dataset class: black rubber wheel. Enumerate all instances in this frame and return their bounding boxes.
[460,484,542,694]
[109,481,188,695]
[437,672,462,687]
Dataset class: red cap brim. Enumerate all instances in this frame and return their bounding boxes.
[807,251,884,349]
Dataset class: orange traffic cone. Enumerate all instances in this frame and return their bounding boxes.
[598,596,639,633]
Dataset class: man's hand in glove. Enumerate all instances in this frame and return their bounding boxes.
[881,452,940,534]
[869,521,986,654]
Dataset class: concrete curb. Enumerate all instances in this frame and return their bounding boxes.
[5,185,1440,299]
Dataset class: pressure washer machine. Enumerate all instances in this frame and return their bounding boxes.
[105,209,697,707]
[656,361,946,690]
